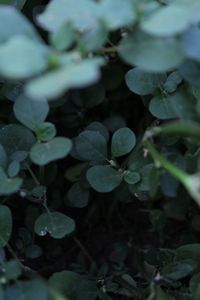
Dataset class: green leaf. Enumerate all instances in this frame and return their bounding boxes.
[4,260,22,280]
[50,22,74,51]
[141,4,192,37]
[154,286,169,300]
[0,205,12,247]
[176,244,200,264]
[66,183,90,208]
[182,26,200,62]
[0,124,36,156]
[124,171,140,185]
[34,212,75,239]
[149,95,177,120]
[98,0,136,30]
[30,137,72,166]
[163,71,182,93]
[0,5,39,43]
[14,96,49,131]
[87,165,123,193]
[26,58,104,100]
[125,67,166,95]
[0,36,49,79]
[0,176,23,196]
[7,160,20,177]
[0,144,7,169]
[161,259,197,280]
[85,122,109,142]
[49,271,98,300]
[35,122,56,142]
[49,271,81,299]
[111,127,136,157]
[4,279,48,300]
[37,0,99,33]
[119,30,185,72]
[75,130,107,162]
[179,60,200,86]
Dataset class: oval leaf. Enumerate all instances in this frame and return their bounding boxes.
[35,212,75,239]
[87,165,123,193]
[30,137,72,166]
[111,127,136,157]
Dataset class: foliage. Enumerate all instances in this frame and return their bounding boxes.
[0,0,200,299]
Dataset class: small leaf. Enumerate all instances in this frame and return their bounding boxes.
[7,160,20,178]
[149,95,177,120]
[35,212,75,239]
[111,127,136,157]
[87,165,123,193]
[125,67,166,95]
[35,122,56,142]
[75,130,107,161]
[50,22,74,51]
[14,96,49,131]
[0,205,12,247]
[163,71,182,93]
[66,183,90,208]
[30,137,72,166]
[0,124,36,156]
[124,171,140,185]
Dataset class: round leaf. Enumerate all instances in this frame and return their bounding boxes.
[119,31,185,72]
[111,127,136,157]
[0,124,36,156]
[35,122,56,142]
[0,36,49,79]
[75,130,107,161]
[149,95,177,120]
[125,67,166,95]
[87,165,123,193]
[14,96,49,131]
[30,137,72,166]
[35,212,75,239]
[0,177,23,196]
[66,183,90,208]
[141,4,192,37]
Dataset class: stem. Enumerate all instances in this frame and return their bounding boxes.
[144,139,187,184]
[25,163,40,186]
[145,121,200,140]
[73,236,97,271]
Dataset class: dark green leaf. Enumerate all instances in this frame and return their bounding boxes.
[111,127,136,157]
[87,165,123,193]
[35,212,75,239]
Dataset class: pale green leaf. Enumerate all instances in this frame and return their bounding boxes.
[119,30,185,72]
[26,58,104,100]
[30,137,72,166]
[0,36,49,79]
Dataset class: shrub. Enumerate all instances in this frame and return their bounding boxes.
[0,0,200,299]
